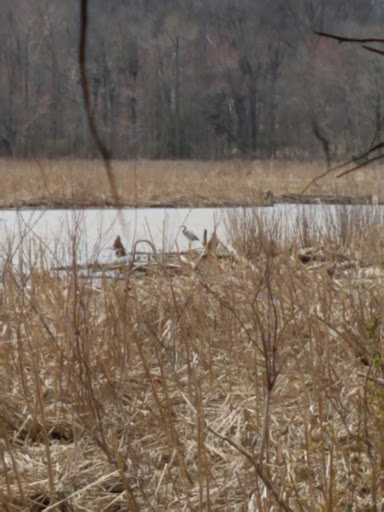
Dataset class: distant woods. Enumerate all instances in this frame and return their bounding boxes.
[1,0,384,161]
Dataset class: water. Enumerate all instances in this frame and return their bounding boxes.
[0,207,228,267]
[0,204,382,267]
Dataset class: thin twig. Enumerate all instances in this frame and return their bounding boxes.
[362,45,384,57]
[314,31,384,44]
[301,31,384,192]
[79,0,121,209]
[207,425,294,512]
[336,153,384,178]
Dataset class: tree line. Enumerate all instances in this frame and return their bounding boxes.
[1,0,384,162]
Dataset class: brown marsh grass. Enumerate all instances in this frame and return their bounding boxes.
[1,158,384,207]
[1,207,384,510]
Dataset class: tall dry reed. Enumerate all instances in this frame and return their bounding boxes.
[1,158,384,207]
[0,207,384,510]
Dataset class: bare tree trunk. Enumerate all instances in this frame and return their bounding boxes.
[312,121,331,167]
[128,39,139,158]
[249,71,257,154]
[174,35,181,157]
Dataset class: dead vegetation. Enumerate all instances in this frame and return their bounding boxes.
[1,207,384,510]
[1,158,384,208]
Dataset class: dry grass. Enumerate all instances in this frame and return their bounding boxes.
[1,207,384,510]
[1,158,384,208]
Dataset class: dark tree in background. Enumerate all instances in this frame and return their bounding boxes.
[0,0,384,161]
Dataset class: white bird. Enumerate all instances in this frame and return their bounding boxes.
[181,225,199,245]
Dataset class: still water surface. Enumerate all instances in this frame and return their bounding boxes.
[0,207,228,265]
[0,204,382,266]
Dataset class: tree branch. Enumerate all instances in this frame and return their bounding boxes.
[314,31,384,44]
[79,0,121,208]
[302,31,384,192]
[362,45,384,57]
[207,425,294,512]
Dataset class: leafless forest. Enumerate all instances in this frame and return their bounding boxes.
[2,0,384,162]
[3,2,384,511]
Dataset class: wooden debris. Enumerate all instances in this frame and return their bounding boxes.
[53,232,234,278]
[279,193,373,205]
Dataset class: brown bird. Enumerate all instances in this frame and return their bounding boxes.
[113,235,127,257]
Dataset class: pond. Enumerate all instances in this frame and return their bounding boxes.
[0,204,383,267]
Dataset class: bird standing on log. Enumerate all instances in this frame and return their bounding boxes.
[181,225,199,249]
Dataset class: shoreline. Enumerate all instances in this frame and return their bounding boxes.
[0,193,378,210]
